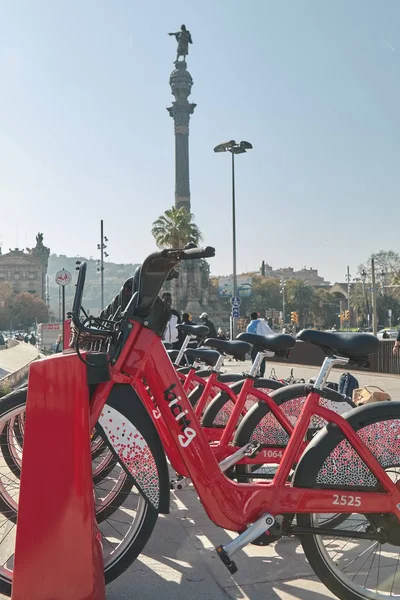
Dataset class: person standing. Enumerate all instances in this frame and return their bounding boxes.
[181,312,195,326]
[199,312,217,338]
[393,330,400,355]
[246,311,273,377]
[162,292,181,349]
[55,334,63,353]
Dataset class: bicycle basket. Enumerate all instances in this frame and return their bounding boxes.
[69,319,114,352]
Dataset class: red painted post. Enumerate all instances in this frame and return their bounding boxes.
[11,353,105,600]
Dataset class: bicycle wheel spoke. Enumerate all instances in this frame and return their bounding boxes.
[376,543,381,593]
[390,551,400,595]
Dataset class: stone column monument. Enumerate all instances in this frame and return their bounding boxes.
[167,26,204,315]
[167,25,196,210]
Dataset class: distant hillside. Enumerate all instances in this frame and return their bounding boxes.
[47,254,140,316]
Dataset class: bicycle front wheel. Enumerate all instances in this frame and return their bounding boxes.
[0,386,167,596]
[234,383,353,482]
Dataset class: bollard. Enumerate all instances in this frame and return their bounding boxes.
[11,352,105,600]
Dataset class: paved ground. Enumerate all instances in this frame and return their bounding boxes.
[0,343,39,380]
[106,484,337,600]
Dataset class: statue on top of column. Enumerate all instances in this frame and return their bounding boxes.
[168,25,193,63]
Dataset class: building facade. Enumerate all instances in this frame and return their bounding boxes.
[263,262,329,286]
[0,234,50,300]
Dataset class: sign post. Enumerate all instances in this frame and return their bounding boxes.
[231,297,241,337]
[55,269,72,348]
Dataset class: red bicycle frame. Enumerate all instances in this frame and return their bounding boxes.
[142,361,297,467]
[91,323,400,532]
[165,361,255,445]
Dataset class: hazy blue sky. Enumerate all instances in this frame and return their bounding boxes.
[1,1,399,283]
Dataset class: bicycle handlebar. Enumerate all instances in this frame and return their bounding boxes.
[158,246,215,262]
[128,245,215,318]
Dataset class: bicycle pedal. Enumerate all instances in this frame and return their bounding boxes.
[215,513,275,573]
[216,545,238,574]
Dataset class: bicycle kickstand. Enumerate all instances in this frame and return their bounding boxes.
[216,513,275,574]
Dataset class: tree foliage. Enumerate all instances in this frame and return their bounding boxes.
[0,283,14,330]
[359,250,400,283]
[238,276,281,317]
[151,206,202,248]
[6,292,49,329]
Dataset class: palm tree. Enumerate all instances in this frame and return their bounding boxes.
[151,206,202,307]
[151,206,202,249]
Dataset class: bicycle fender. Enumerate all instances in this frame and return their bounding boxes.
[97,383,170,514]
[293,401,400,490]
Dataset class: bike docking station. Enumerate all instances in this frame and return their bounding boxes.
[11,350,106,600]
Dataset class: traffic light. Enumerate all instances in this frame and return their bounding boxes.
[344,310,350,321]
[291,311,299,325]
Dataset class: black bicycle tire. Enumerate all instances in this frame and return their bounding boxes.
[188,372,246,409]
[0,387,166,594]
[201,378,285,428]
[233,384,353,477]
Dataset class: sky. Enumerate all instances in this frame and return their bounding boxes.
[0,0,399,284]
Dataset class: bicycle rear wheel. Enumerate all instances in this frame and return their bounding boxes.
[295,402,400,600]
[201,378,284,429]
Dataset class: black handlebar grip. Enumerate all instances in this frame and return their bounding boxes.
[182,246,215,260]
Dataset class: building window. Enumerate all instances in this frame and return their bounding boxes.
[28,272,35,280]
[14,273,20,280]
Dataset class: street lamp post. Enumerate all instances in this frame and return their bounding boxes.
[370,258,378,335]
[345,265,351,331]
[360,269,370,329]
[214,140,253,339]
[97,220,109,311]
[380,270,386,296]
[280,278,286,329]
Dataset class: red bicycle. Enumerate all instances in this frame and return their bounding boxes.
[0,247,396,600]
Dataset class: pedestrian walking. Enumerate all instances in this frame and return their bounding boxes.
[199,312,217,338]
[246,311,273,377]
[393,331,400,355]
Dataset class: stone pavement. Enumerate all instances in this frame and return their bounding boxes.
[107,484,336,600]
[0,343,39,380]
